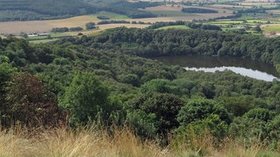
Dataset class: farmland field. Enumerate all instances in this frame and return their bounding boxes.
[0,8,234,35]
[239,2,279,8]
[157,25,190,30]
[0,12,138,35]
[26,23,150,43]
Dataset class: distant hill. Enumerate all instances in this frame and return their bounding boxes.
[0,0,159,21]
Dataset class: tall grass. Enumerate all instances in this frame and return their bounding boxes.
[0,127,278,157]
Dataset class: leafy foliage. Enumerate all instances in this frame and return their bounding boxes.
[61,72,115,126]
[127,93,183,138]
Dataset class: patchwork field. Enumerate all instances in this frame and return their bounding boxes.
[0,12,141,35]
[26,23,150,43]
[239,2,279,8]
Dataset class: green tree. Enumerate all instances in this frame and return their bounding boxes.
[85,22,96,30]
[175,114,228,146]
[177,99,231,126]
[61,72,113,126]
[127,93,184,138]
[140,79,173,93]
[268,115,280,148]
[229,116,268,142]
[119,74,140,86]
[276,64,280,74]
[243,108,273,122]
[0,63,16,126]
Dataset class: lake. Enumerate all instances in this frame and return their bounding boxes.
[155,55,280,82]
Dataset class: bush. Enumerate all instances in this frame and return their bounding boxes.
[127,93,183,138]
[4,73,65,127]
[177,99,231,126]
[69,27,83,32]
[61,72,116,126]
[119,74,140,86]
[97,16,110,20]
[51,27,69,33]
[86,22,96,30]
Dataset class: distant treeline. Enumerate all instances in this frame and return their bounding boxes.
[182,7,218,13]
[97,20,151,25]
[97,20,130,25]
[148,21,222,31]
[51,27,83,33]
[235,7,266,14]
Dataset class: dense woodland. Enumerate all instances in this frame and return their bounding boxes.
[0,28,280,149]
[0,0,158,21]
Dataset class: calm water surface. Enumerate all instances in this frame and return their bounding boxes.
[155,56,280,82]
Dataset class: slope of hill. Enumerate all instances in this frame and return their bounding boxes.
[0,27,280,155]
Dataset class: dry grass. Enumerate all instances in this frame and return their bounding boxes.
[0,127,278,157]
[0,127,172,157]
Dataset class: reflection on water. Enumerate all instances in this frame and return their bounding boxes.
[155,55,280,82]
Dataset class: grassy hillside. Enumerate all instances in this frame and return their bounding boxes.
[0,0,158,21]
[0,0,97,21]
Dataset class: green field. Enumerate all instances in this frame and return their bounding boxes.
[29,38,59,44]
[157,25,190,30]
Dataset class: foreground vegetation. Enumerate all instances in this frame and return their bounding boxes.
[0,28,280,156]
[1,127,279,157]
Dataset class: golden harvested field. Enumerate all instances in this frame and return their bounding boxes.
[0,12,146,35]
[0,16,149,35]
